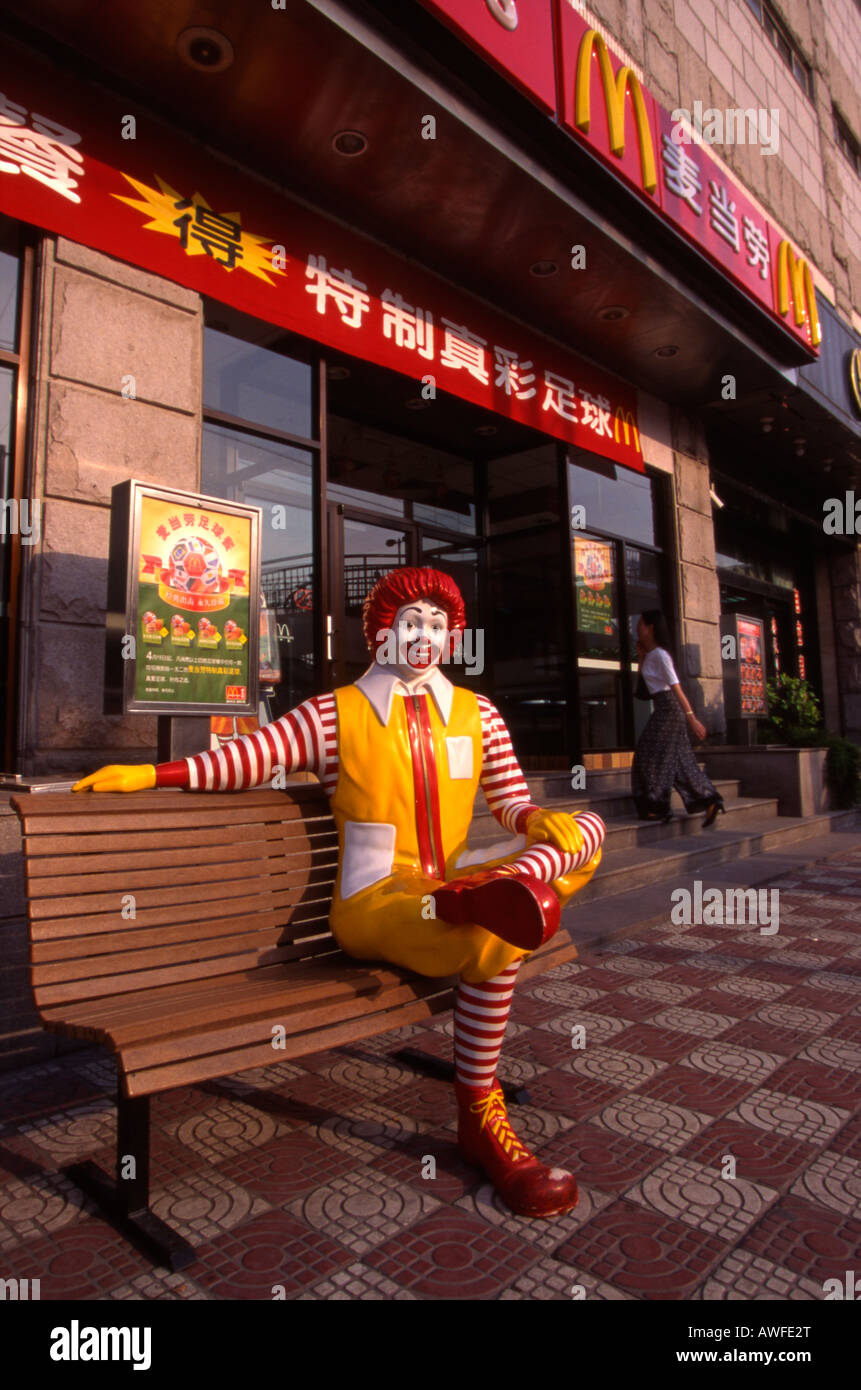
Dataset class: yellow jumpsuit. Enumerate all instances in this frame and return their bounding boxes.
[328,683,601,984]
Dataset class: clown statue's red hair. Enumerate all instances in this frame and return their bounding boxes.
[75,566,606,1218]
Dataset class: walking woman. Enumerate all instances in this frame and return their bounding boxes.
[631,610,724,826]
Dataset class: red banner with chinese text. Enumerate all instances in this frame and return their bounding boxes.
[0,39,645,472]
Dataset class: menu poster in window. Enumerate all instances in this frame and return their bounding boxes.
[105,481,261,715]
[738,617,768,716]
[574,537,617,635]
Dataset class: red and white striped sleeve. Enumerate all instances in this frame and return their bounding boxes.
[476,694,541,833]
[155,692,339,793]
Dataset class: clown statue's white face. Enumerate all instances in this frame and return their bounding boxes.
[378,600,449,684]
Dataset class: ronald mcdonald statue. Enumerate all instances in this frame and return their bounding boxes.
[75,567,605,1219]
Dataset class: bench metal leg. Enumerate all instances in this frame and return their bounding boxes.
[390,1047,531,1106]
[65,1086,195,1272]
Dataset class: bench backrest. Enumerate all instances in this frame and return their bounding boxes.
[13,786,338,1013]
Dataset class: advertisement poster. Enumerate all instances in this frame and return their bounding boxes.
[105,481,261,715]
[574,536,617,636]
[738,617,768,716]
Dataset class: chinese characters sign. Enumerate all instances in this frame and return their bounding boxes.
[105,481,260,716]
[417,0,821,352]
[0,42,643,471]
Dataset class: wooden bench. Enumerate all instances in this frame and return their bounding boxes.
[13,785,579,1268]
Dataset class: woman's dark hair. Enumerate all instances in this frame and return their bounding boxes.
[640,609,674,654]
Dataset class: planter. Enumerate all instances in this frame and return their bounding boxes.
[698,745,831,818]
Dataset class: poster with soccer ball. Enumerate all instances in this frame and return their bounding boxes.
[104,481,261,715]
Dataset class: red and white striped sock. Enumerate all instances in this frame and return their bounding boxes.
[511,810,605,882]
[453,961,521,1089]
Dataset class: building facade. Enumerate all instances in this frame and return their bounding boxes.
[1,0,860,782]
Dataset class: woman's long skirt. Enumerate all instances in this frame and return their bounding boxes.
[631,690,720,819]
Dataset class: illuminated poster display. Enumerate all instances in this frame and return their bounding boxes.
[574,536,617,635]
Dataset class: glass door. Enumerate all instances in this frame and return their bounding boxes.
[328,507,415,685]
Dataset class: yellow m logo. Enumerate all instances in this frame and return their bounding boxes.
[775,241,822,347]
[613,408,641,453]
[574,29,657,194]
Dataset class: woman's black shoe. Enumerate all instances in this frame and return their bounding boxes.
[703,797,724,828]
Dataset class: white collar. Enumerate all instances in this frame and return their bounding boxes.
[355,661,455,727]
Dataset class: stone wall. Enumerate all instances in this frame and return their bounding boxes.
[17,236,203,776]
[672,412,726,734]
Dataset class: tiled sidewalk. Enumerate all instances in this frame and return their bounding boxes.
[1,849,860,1300]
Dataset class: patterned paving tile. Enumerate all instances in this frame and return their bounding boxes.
[564,1046,667,1092]
[613,1023,698,1063]
[455,1180,613,1251]
[728,1089,849,1145]
[150,1166,270,1246]
[712,975,792,1002]
[216,1131,358,1205]
[506,1026,593,1069]
[633,1063,753,1116]
[368,1130,482,1203]
[624,1154,777,1240]
[583,993,662,1024]
[683,988,761,1019]
[99,1270,213,1300]
[593,956,667,978]
[789,1151,861,1216]
[827,1112,861,1161]
[191,1212,353,1298]
[314,1103,427,1164]
[499,1255,634,1300]
[679,1041,785,1085]
[364,1208,537,1299]
[0,1168,93,1252]
[616,978,701,1005]
[593,1094,711,1153]
[540,1122,668,1191]
[738,1196,861,1285]
[286,1164,438,1257]
[779,985,860,1016]
[721,1019,807,1056]
[554,1198,729,1300]
[763,1058,861,1109]
[167,1099,292,1165]
[8,1219,152,1298]
[524,1069,623,1123]
[696,1248,825,1300]
[539,1010,630,1045]
[529,979,606,1008]
[0,1063,107,1124]
[649,1006,737,1038]
[14,1100,116,1164]
[679,1118,819,1188]
[297,1260,418,1300]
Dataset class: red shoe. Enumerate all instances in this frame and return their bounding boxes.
[455,1081,579,1218]
[433,867,561,950]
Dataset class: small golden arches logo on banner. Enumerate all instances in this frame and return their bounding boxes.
[614,408,641,453]
[849,348,861,417]
[486,0,518,30]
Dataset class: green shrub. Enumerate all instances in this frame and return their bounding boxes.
[764,675,823,746]
[825,736,861,809]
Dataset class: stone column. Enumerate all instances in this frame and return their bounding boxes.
[17,236,202,775]
[830,544,861,741]
[672,411,726,735]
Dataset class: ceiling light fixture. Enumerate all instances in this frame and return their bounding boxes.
[654,345,679,358]
[404,397,431,411]
[529,260,559,277]
[332,130,368,156]
[326,365,350,381]
[760,416,774,433]
[474,424,498,437]
[598,305,630,321]
[176,27,234,72]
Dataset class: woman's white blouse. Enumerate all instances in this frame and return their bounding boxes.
[640,646,680,694]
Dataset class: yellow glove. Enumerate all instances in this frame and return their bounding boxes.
[73,764,156,793]
[525,808,585,856]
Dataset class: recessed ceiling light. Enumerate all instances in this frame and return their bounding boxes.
[404,397,431,411]
[326,365,350,381]
[474,424,498,436]
[332,130,368,156]
[598,305,630,321]
[529,260,558,277]
[760,416,774,433]
[654,345,679,358]
[176,27,234,72]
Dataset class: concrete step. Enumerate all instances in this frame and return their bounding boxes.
[563,818,861,951]
[568,809,859,907]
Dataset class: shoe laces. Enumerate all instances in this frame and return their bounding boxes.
[469,1089,532,1162]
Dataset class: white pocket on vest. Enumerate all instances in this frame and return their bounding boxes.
[446,736,473,780]
[341,821,397,900]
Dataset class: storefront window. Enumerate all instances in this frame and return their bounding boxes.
[204,327,313,440]
[568,450,658,546]
[0,247,19,352]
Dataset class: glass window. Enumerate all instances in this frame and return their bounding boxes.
[488,445,559,532]
[0,365,12,498]
[202,422,315,713]
[0,249,19,353]
[625,546,662,661]
[328,415,476,528]
[203,327,313,439]
[567,452,657,546]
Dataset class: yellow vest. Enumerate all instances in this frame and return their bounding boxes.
[332,682,482,903]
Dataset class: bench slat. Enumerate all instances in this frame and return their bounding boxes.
[20,820,334,857]
[121,989,457,1097]
[18,804,330,835]
[32,906,336,961]
[28,864,337,921]
[24,830,338,879]
[26,845,338,898]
